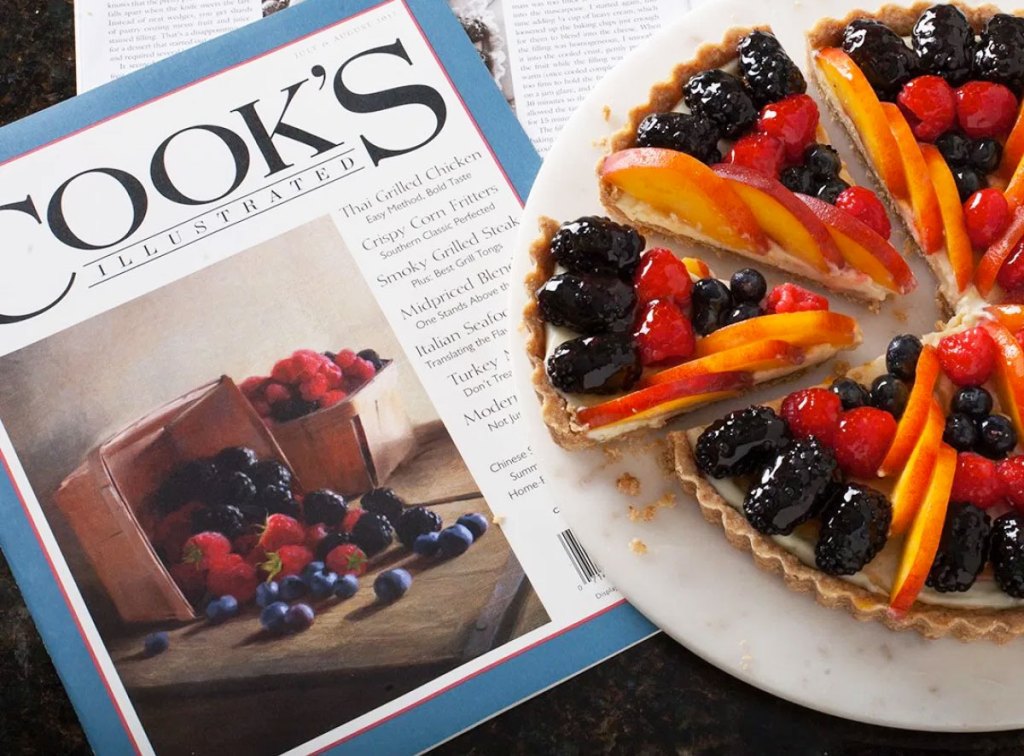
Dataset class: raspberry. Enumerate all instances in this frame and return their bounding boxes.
[206,553,259,604]
[952,452,1006,509]
[347,357,377,382]
[298,373,329,402]
[896,75,956,142]
[257,513,306,552]
[271,357,301,384]
[937,326,998,386]
[833,407,898,478]
[264,382,292,406]
[633,300,696,366]
[834,187,891,239]
[780,387,843,447]
[325,544,368,577]
[633,247,693,309]
[169,562,206,603]
[333,349,358,369]
[764,283,829,314]
[321,390,348,408]
[955,81,1019,139]
[261,544,314,580]
[239,376,269,398]
[755,94,819,163]
[152,502,204,563]
[725,133,786,176]
[290,350,323,382]
[997,239,1024,295]
[182,531,231,571]
[999,456,1024,512]
[964,189,1011,250]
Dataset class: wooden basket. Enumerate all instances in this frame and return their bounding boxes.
[53,377,296,624]
[269,360,415,498]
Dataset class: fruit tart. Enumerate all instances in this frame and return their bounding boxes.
[597,26,917,304]
[672,303,1024,641]
[808,3,1024,307]
[524,215,863,448]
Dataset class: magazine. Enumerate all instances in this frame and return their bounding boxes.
[0,0,655,752]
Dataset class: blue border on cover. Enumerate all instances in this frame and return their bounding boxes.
[0,0,658,753]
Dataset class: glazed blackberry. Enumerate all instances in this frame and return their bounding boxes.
[936,131,971,166]
[951,165,984,202]
[694,406,790,479]
[350,511,394,557]
[682,69,757,138]
[974,14,1024,94]
[870,373,909,418]
[721,303,761,326]
[804,143,842,179]
[550,216,644,279]
[214,446,258,473]
[926,503,990,593]
[536,273,636,334]
[780,165,815,195]
[304,489,348,527]
[395,506,443,548]
[943,413,979,452]
[315,531,352,562]
[977,414,1017,459]
[157,459,219,513]
[743,439,837,536]
[990,512,1024,597]
[729,268,767,304]
[250,459,293,491]
[912,4,975,86]
[635,112,722,164]
[737,30,806,107]
[691,278,733,336]
[951,386,993,418]
[361,487,406,526]
[885,334,923,381]
[357,348,385,370]
[546,334,641,395]
[971,138,1002,174]
[192,505,245,539]
[256,484,300,518]
[212,470,257,509]
[842,19,920,99]
[816,177,850,204]
[829,378,870,410]
[814,483,892,576]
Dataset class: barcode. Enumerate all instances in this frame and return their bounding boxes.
[557,528,603,583]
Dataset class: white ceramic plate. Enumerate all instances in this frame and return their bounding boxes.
[509,0,1024,732]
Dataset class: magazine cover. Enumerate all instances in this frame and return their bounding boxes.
[0,0,655,753]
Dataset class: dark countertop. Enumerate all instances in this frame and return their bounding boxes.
[2,1,1024,753]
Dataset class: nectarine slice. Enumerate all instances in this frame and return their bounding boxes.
[889,400,944,536]
[878,345,940,477]
[881,103,943,254]
[976,205,1024,297]
[985,304,1024,333]
[982,320,1024,439]
[680,257,711,279]
[693,311,860,358]
[600,148,769,254]
[642,339,804,387]
[997,101,1024,185]
[921,143,974,292]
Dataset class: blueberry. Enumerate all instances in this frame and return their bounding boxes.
[301,561,326,583]
[456,513,489,540]
[310,571,339,600]
[143,632,169,657]
[971,138,1002,174]
[952,386,994,418]
[780,165,816,195]
[334,574,359,600]
[721,303,762,326]
[816,177,850,204]
[413,531,441,557]
[870,374,909,418]
[729,268,767,304]
[256,581,280,609]
[952,166,983,202]
[804,143,841,178]
[205,595,238,625]
[279,574,308,601]
[936,132,971,166]
[260,601,289,634]
[885,334,923,381]
[829,378,870,410]
[284,603,315,633]
[438,524,475,558]
[374,569,413,602]
[978,415,1018,459]
[691,278,733,336]
[943,413,979,452]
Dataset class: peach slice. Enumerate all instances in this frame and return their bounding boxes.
[797,194,916,294]
[982,320,1024,439]
[889,443,956,614]
[976,205,1024,297]
[878,345,940,476]
[881,103,944,254]
[1005,156,1024,206]
[642,339,805,387]
[681,257,711,279]
[997,101,1024,185]
[985,303,1024,333]
[600,148,770,254]
[575,371,752,429]
[712,164,844,273]
[814,48,908,200]
[693,311,861,358]
[921,143,974,292]
[889,400,944,536]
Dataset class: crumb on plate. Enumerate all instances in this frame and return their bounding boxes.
[629,538,647,555]
[617,472,641,496]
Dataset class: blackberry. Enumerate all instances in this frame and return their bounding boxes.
[943,413,979,452]
[361,487,407,526]
[214,446,258,473]
[912,4,976,86]
[974,14,1024,94]
[737,30,806,107]
[830,377,870,410]
[250,460,292,491]
[936,131,971,166]
[357,348,385,370]
[927,503,990,592]
[870,373,909,418]
[635,112,722,164]
[395,506,443,548]
[536,273,636,334]
[272,397,320,422]
[691,278,733,336]
[212,470,257,509]
[192,505,245,539]
[977,414,1017,459]
[304,489,348,527]
[885,334,923,381]
[721,303,761,326]
[237,501,269,526]
[315,531,352,562]
[803,143,842,179]
[990,512,1024,597]
[815,177,850,204]
[694,406,790,479]
[744,439,837,536]
[780,165,815,195]
[729,268,767,304]
[842,19,920,99]
[814,483,892,576]
[682,69,757,138]
[351,511,394,557]
[970,138,1002,174]
[256,484,300,518]
[951,165,984,202]
[951,385,993,417]
[546,334,641,395]
[157,459,219,513]
[550,216,644,280]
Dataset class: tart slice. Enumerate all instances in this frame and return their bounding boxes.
[672,305,1024,641]
[597,26,916,305]
[808,4,1024,307]
[524,216,862,448]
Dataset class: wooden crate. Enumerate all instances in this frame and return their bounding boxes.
[269,360,415,498]
[53,377,297,624]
